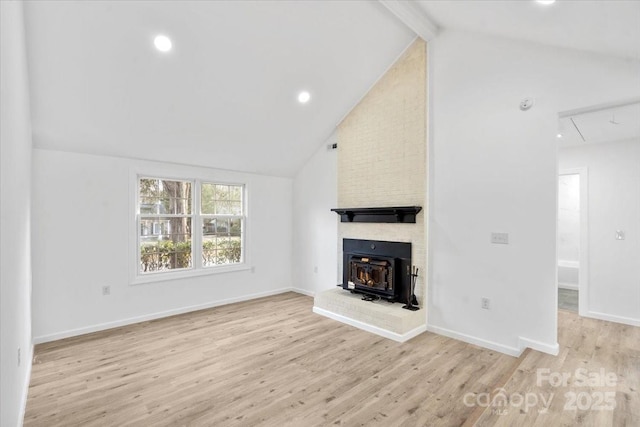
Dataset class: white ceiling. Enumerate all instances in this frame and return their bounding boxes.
[414,0,640,149]
[24,1,414,177]
[417,0,640,60]
[559,101,640,147]
[23,1,640,177]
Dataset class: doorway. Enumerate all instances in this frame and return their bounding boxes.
[556,97,640,322]
[557,170,586,314]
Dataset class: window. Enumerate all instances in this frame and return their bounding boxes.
[138,178,193,273]
[201,183,243,267]
[136,176,245,278]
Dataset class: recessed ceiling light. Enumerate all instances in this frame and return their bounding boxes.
[536,0,556,5]
[556,133,563,138]
[297,91,311,104]
[154,35,172,52]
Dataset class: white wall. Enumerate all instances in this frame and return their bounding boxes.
[31,149,293,342]
[559,139,640,325]
[292,134,338,296]
[428,30,640,355]
[0,1,34,425]
[558,174,580,263]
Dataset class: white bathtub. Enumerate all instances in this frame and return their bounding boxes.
[558,260,579,290]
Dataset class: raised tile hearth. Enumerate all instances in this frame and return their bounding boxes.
[313,288,427,342]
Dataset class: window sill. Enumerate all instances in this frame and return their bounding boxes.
[130,263,252,286]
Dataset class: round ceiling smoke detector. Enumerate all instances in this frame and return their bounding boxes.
[519,98,534,111]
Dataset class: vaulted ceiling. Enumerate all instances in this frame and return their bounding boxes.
[23,1,640,177]
[23,1,414,177]
[417,0,640,60]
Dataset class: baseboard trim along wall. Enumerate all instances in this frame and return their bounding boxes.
[312,306,427,343]
[426,324,561,357]
[586,311,640,327]
[518,336,560,356]
[20,344,34,425]
[33,287,298,344]
[427,324,522,357]
[290,288,315,297]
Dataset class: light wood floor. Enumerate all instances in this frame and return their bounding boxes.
[475,309,640,426]
[24,293,639,426]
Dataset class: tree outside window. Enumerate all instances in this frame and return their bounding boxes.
[137,177,244,275]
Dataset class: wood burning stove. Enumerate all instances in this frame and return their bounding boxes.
[349,256,394,294]
[341,239,411,303]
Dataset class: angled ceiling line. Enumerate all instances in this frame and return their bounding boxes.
[558,97,640,119]
[569,117,587,142]
[378,0,439,41]
[334,35,420,127]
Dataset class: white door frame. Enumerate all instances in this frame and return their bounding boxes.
[558,167,588,316]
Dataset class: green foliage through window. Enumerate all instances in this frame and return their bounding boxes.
[140,239,241,272]
[138,176,244,274]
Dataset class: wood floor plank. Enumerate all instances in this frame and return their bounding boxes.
[24,292,639,426]
[475,310,640,426]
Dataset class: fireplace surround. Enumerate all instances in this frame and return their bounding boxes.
[314,40,427,342]
[341,238,411,303]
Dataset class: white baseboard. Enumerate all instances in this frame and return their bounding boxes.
[426,324,521,357]
[585,310,640,327]
[518,337,559,356]
[312,306,427,343]
[426,324,561,357]
[33,287,295,344]
[558,260,579,269]
[291,288,315,297]
[558,283,579,291]
[20,343,34,426]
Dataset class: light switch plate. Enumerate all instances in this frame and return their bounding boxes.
[491,232,509,245]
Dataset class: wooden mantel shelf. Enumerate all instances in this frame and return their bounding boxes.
[331,206,422,223]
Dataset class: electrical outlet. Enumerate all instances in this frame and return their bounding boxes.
[491,232,509,245]
[616,230,625,240]
[102,285,111,296]
[18,348,21,367]
[313,266,318,273]
[481,298,491,310]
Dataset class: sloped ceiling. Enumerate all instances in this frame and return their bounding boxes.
[23,1,414,177]
[417,0,640,60]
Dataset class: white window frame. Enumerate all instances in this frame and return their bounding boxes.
[130,169,250,285]
[137,176,195,276]
[199,181,245,269]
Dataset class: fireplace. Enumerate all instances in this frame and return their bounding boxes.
[341,239,411,303]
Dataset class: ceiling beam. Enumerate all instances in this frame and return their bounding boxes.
[558,96,640,119]
[378,0,439,41]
